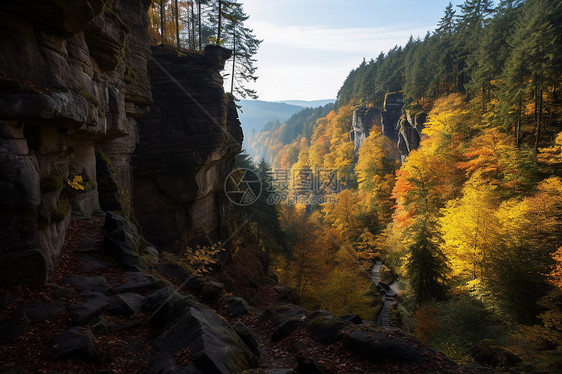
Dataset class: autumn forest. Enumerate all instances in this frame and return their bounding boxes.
[240,0,562,371]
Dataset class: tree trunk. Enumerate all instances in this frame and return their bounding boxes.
[198,1,202,50]
[217,0,222,45]
[535,85,543,152]
[175,0,180,48]
[160,0,166,43]
[191,4,196,49]
[230,28,236,94]
[515,99,521,147]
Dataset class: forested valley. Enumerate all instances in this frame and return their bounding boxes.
[1,0,561,372]
[240,0,562,371]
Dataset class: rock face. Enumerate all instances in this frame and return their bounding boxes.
[351,92,426,160]
[397,110,426,159]
[133,45,243,249]
[381,92,404,143]
[0,1,242,286]
[0,0,153,287]
[350,106,381,152]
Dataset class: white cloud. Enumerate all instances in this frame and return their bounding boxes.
[251,21,430,54]
[232,21,432,101]
[251,64,351,101]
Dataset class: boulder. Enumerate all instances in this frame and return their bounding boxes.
[103,212,141,270]
[107,293,145,316]
[259,304,307,326]
[64,275,112,294]
[156,263,203,293]
[147,305,259,374]
[340,314,362,324]
[89,316,109,337]
[22,299,64,322]
[51,327,101,363]
[49,283,75,299]
[233,321,259,356]
[271,318,301,342]
[344,330,423,364]
[143,286,183,312]
[226,297,252,317]
[115,271,161,293]
[305,311,348,345]
[78,255,111,273]
[143,287,199,329]
[69,291,111,324]
[201,281,224,302]
[296,356,326,374]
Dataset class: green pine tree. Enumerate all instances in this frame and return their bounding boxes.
[406,221,449,307]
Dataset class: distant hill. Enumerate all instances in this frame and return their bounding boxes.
[238,99,337,134]
[238,100,303,134]
[276,99,335,108]
[238,99,336,156]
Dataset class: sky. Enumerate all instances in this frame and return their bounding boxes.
[235,0,465,102]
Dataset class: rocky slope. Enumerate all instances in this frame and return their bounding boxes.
[0,214,497,373]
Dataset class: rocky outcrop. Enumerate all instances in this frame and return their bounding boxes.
[0,0,242,286]
[397,110,426,159]
[133,45,243,249]
[381,92,403,143]
[351,92,426,160]
[350,106,381,153]
[0,0,152,287]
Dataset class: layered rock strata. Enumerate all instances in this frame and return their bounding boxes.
[351,92,426,160]
[133,45,243,249]
[0,0,153,286]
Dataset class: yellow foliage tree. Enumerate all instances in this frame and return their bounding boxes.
[317,248,375,318]
[457,127,537,195]
[356,125,400,222]
[321,189,363,243]
[551,247,562,290]
[538,131,562,171]
[439,175,500,284]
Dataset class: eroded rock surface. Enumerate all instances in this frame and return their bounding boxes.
[0,0,152,287]
[133,45,243,248]
[351,92,426,160]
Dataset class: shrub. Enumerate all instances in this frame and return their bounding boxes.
[183,242,225,275]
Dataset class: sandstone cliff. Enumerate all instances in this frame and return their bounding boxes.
[0,0,241,287]
[351,92,426,160]
[133,45,242,249]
